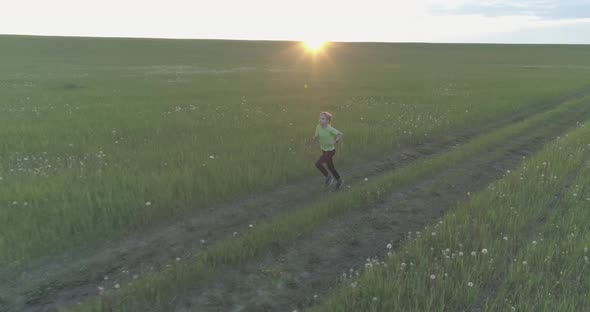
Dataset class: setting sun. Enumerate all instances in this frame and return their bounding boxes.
[303,40,327,52]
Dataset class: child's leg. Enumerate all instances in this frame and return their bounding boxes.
[315,152,330,177]
[325,150,341,180]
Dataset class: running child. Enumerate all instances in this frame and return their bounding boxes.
[313,111,343,189]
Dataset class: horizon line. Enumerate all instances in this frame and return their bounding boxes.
[1,33,588,46]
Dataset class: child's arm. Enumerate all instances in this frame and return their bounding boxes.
[334,132,343,144]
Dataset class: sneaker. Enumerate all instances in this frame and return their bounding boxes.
[324,175,334,187]
[335,178,343,190]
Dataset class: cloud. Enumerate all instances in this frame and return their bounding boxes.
[427,0,590,19]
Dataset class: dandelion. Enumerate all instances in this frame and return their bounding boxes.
[248,224,254,228]
[467,282,474,287]
[209,155,215,159]
[364,177,369,181]
[471,251,477,256]
[458,251,464,256]
[386,243,393,249]
[176,257,181,262]
[503,236,509,241]
[387,251,393,257]
[114,283,120,289]
[145,201,151,206]
[481,248,488,254]
[401,262,407,268]
[430,274,436,280]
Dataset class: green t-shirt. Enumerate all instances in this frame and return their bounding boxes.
[315,124,342,151]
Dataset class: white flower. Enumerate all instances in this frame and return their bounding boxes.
[471,251,477,256]
[503,236,509,241]
[481,248,488,254]
[145,201,151,206]
[364,177,368,181]
[522,261,527,265]
[176,257,181,261]
[200,239,206,244]
[458,251,464,256]
[114,283,120,289]
[532,241,537,245]
[386,243,392,249]
[431,232,436,236]
[430,274,436,280]
[248,224,254,228]
[209,155,215,159]
[467,282,474,287]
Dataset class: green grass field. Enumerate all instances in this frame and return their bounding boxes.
[2,35,590,311]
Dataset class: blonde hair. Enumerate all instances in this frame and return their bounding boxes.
[320,111,332,122]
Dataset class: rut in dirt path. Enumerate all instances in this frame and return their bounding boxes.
[3,86,590,312]
[172,102,590,311]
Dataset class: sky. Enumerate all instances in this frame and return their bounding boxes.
[1,0,590,44]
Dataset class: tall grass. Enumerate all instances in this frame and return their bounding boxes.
[2,36,590,264]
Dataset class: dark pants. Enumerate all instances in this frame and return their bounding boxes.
[315,150,340,180]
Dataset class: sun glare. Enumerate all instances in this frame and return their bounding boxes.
[303,40,326,52]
